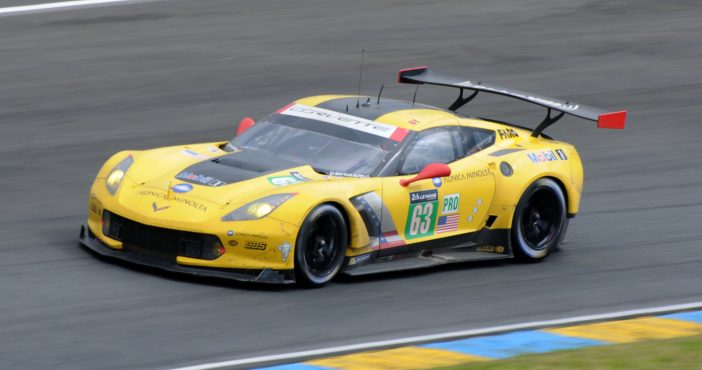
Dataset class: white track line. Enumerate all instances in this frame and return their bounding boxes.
[171,300,702,370]
[0,0,138,15]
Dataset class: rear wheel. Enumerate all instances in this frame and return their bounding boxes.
[295,204,348,286]
[511,178,567,261]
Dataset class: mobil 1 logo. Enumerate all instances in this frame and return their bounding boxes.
[405,190,438,239]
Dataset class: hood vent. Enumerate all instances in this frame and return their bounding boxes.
[175,149,302,187]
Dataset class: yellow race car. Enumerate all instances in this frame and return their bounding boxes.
[79,67,626,286]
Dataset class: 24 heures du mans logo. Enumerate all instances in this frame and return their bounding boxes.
[409,189,438,204]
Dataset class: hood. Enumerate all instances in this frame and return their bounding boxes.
[174,148,302,187]
[115,143,327,223]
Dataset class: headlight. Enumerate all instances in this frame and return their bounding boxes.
[105,155,134,195]
[222,193,295,221]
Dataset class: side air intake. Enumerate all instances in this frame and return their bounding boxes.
[485,215,498,228]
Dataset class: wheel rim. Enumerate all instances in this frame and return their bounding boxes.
[303,213,342,277]
[520,188,561,250]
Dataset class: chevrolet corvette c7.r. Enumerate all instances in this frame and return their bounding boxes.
[79,67,626,286]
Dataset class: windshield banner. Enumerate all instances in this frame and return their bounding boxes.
[279,104,400,139]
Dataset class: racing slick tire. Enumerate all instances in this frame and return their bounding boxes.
[295,204,348,287]
[511,178,567,262]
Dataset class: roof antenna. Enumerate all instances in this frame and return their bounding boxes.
[356,49,365,108]
[346,104,349,112]
[412,85,419,104]
[376,84,384,104]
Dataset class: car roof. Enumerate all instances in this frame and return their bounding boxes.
[294,95,500,132]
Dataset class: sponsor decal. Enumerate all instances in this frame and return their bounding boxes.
[89,193,102,215]
[89,202,100,215]
[329,171,370,178]
[432,177,442,188]
[278,103,399,139]
[227,240,238,247]
[139,190,207,212]
[268,172,311,186]
[405,190,438,239]
[527,149,568,163]
[443,168,491,183]
[171,183,193,193]
[290,171,309,182]
[476,245,506,253]
[268,175,300,186]
[441,193,460,214]
[497,128,519,140]
[152,202,170,212]
[236,232,268,239]
[410,189,438,204]
[181,149,208,159]
[278,241,291,262]
[436,214,459,233]
[226,230,234,236]
[244,240,267,250]
[457,80,580,111]
[207,146,220,153]
[176,171,227,187]
[348,253,372,266]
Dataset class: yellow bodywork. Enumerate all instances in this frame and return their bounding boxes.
[84,94,584,278]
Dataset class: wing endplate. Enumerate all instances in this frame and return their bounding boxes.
[398,66,627,131]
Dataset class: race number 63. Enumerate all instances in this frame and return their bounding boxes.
[405,201,438,239]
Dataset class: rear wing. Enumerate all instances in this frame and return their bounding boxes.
[398,66,626,137]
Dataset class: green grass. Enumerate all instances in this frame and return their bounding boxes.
[435,333,702,370]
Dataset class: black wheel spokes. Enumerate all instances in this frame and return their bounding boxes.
[305,215,340,276]
[522,189,560,249]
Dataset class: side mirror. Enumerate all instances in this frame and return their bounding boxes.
[236,117,256,136]
[399,163,451,187]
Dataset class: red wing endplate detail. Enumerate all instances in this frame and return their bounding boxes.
[398,67,626,130]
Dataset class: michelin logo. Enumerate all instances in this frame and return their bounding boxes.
[278,242,291,262]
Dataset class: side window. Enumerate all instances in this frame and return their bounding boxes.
[457,127,496,158]
[399,129,457,175]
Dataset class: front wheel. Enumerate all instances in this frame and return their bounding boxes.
[511,178,567,261]
[295,204,348,287]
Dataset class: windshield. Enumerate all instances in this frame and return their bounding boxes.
[225,105,409,177]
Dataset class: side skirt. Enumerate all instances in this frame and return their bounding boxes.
[342,228,512,276]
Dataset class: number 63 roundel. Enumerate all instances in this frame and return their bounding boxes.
[405,190,439,239]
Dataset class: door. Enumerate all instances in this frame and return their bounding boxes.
[440,126,496,234]
[380,127,496,253]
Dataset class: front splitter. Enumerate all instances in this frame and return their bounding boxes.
[79,224,295,284]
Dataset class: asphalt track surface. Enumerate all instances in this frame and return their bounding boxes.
[1,0,701,369]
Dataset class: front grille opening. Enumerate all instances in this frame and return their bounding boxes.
[101,210,222,261]
[485,215,498,228]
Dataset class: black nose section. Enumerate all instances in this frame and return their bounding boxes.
[175,150,301,187]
